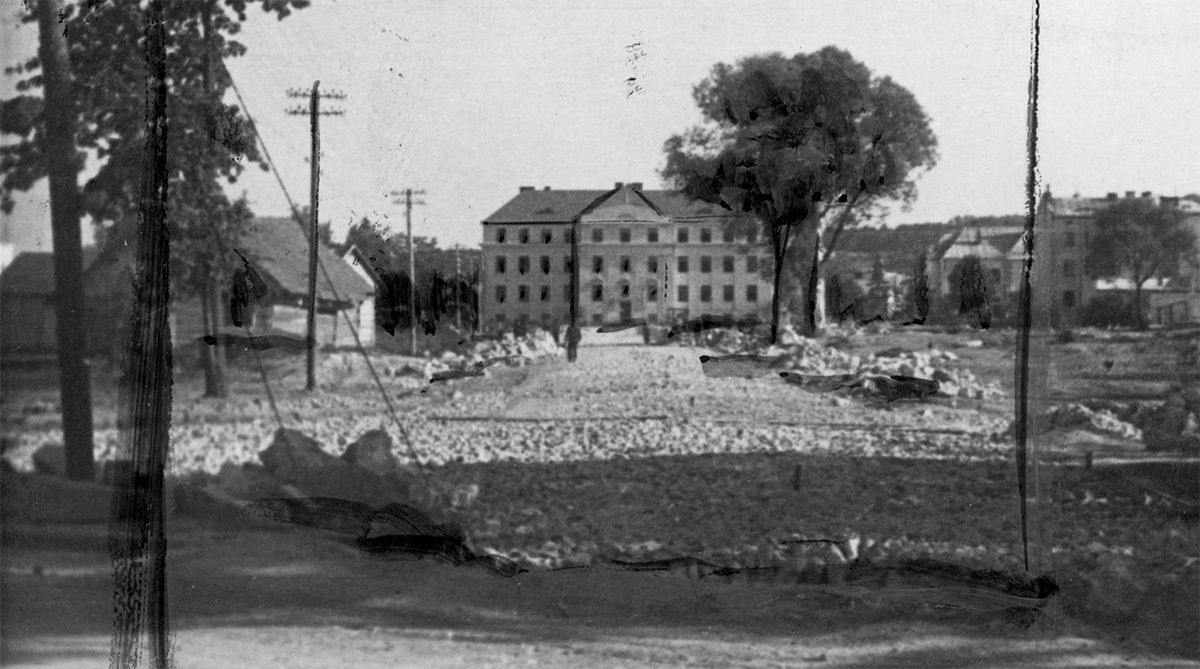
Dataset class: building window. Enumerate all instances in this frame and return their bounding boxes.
[700,228,712,243]
[543,230,553,244]
[678,228,689,243]
[746,256,758,273]
[746,285,758,302]
[700,285,712,302]
[648,228,659,243]
[518,285,529,302]
[495,256,507,274]
[563,285,572,301]
[620,228,631,243]
[540,256,551,274]
[723,285,734,302]
[747,228,758,244]
[722,256,734,273]
[496,228,507,244]
[564,256,572,273]
[723,229,735,243]
[517,256,530,275]
[700,256,712,273]
[647,284,658,301]
[592,228,603,243]
[519,228,530,244]
[620,281,631,297]
[1064,231,1075,248]
[647,256,658,273]
[678,285,689,302]
[593,256,603,274]
[592,284,604,302]
[620,256,631,273]
[1062,290,1076,308]
[539,285,550,301]
[677,256,690,272]
[495,285,506,303]
[1062,260,1075,278]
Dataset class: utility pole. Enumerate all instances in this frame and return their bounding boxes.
[390,188,426,356]
[286,83,345,391]
[454,244,463,331]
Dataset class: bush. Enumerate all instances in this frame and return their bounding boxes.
[1079,294,1141,328]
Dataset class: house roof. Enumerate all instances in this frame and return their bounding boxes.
[0,249,99,297]
[481,185,748,225]
[239,217,374,302]
[828,224,956,276]
[82,218,372,306]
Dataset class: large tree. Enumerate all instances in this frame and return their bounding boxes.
[1086,198,1198,330]
[2,0,308,398]
[661,47,938,341]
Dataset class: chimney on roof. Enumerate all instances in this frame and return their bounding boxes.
[630,182,643,191]
[519,186,534,192]
[1125,190,1135,198]
[1107,192,1117,200]
[614,182,624,189]
[543,186,551,191]
[1141,191,1152,198]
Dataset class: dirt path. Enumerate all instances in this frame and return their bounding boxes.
[3,522,1195,668]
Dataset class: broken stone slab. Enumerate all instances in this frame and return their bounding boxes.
[341,429,399,477]
[31,443,66,476]
[258,428,434,508]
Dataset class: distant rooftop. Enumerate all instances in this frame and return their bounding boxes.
[482,183,746,225]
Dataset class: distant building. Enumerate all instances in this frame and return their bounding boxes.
[84,217,376,356]
[0,250,98,356]
[479,183,772,332]
[1035,190,1200,327]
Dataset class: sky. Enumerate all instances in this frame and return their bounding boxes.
[1,0,1199,254]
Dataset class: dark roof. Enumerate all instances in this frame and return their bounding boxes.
[482,186,746,224]
[986,231,1025,255]
[828,224,955,275]
[240,217,373,302]
[82,218,372,306]
[1,249,99,297]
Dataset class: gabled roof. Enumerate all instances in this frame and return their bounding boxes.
[239,217,373,301]
[482,185,748,225]
[0,249,99,297]
[82,218,373,305]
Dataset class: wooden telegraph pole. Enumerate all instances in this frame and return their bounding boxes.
[390,188,426,356]
[286,83,345,391]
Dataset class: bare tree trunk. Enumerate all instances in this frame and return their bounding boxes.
[805,229,821,335]
[1134,283,1147,331]
[769,249,785,344]
[35,0,95,482]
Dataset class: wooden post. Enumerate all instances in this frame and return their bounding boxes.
[305,81,321,391]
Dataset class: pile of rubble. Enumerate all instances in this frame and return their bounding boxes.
[697,327,1003,400]
[1038,403,1144,441]
[382,330,563,386]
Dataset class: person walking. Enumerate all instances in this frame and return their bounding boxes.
[566,323,581,363]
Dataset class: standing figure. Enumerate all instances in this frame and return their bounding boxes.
[566,323,581,363]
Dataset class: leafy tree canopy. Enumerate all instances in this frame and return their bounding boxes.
[1,0,309,296]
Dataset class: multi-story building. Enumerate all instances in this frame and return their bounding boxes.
[479,182,772,331]
[1035,190,1200,327]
